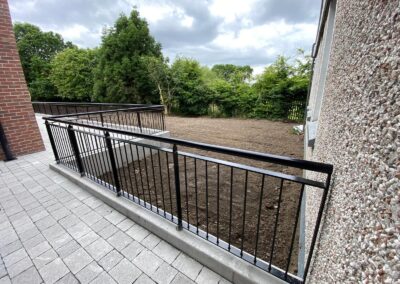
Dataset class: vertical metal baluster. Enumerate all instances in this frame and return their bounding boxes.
[92,134,106,187]
[240,171,249,256]
[172,145,183,230]
[142,147,152,207]
[135,145,147,204]
[117,140,129,198]
[89,133,102,185]
[105,132,121,196]
[205,160,209,239]
[59,126,71,168]
[166,152,173,219]
[122,142,134,199]
[67,125,84,176]
[150,149,159,212]
[137,112,142,133]
[269,179,284,271]
[194,158,199,233]
[285,184,305,279]
[127,144,141,202]
[228,167,233,250]
[184,156,189,229]
[157,150,166,217]
[217,164,220,243]
[117,111,121,129]
[52,125,64,164]
[63,127,74,169]
[76,132,90,177]
[161,111,166,131]
[254,175,265,263]
[45,121,59,163]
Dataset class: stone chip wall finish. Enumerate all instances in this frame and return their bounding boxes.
[306,0,399,283]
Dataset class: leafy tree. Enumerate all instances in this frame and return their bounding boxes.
[142,56,175,114]
[50,48,97,101]
[13,22,73,100]
[253,52,310,120]
[212,64,253,84]
[170,57,210,115]
[207,64,254,117]
[93,10,163,104]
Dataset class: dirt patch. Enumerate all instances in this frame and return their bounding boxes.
[100,116,304,274]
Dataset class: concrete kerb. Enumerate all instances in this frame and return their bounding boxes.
[50,163,285,284]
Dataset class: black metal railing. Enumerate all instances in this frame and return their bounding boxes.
[34,102,166,135]
[43,112,332,284]
[32,102,158,115]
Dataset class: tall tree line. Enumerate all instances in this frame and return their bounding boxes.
[14,9,310,121]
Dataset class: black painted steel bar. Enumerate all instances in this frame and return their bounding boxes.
[217,164,220,243]
[184,156,189,228]
[194,158,199,233]
[254,175,265,262]
[157,149,166,217]
[269,179,284,271]
[104,132,121,196]
[67,125,84,176]
[205,160,209,238]
[240,170,249,256]
[228,167,233,250]
[285,184,305,279]
[0,122,16,161]
[166,152,174,218]
[45,117,333,174]
[172,144,183,230]
[45,121,59,163]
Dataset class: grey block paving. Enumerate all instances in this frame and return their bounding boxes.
[151,262,178,284]
[11,266,42,284]
[172,254,203,281]
[75,262,103,284]
[0,115,230,284]
[109,259,141,284]
[39,258,69,284]
[98,250,123,272]
[133,250,163,275]
[63,248,93,274]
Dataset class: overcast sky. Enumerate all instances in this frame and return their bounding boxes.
[9,0,321,74]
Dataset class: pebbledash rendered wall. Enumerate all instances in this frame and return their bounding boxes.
[304,0,399,283]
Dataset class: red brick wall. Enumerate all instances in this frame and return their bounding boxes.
[0,0,44,160]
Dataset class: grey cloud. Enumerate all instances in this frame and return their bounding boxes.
[147,0,221,47]
[9,0,318,70]
[252,0,321,24]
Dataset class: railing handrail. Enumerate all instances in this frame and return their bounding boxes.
[45,105,165,119]
[32,101,162,107]
[44,116,333,175]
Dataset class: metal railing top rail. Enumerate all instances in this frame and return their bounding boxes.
[45,105,165,119]
[44,116,333,176]
[32,101,162,107]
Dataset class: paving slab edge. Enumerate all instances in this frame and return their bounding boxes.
[50,163,285,284]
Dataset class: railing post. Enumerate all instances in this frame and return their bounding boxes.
[136,112,143,133]
[67,125,84,176]
[0,123,16,161]
[104,131,121,196]
[172,144,183,230]
[45,121,59,163]
[100,113,104,126]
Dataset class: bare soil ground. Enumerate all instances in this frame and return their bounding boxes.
[100,116,304,274]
